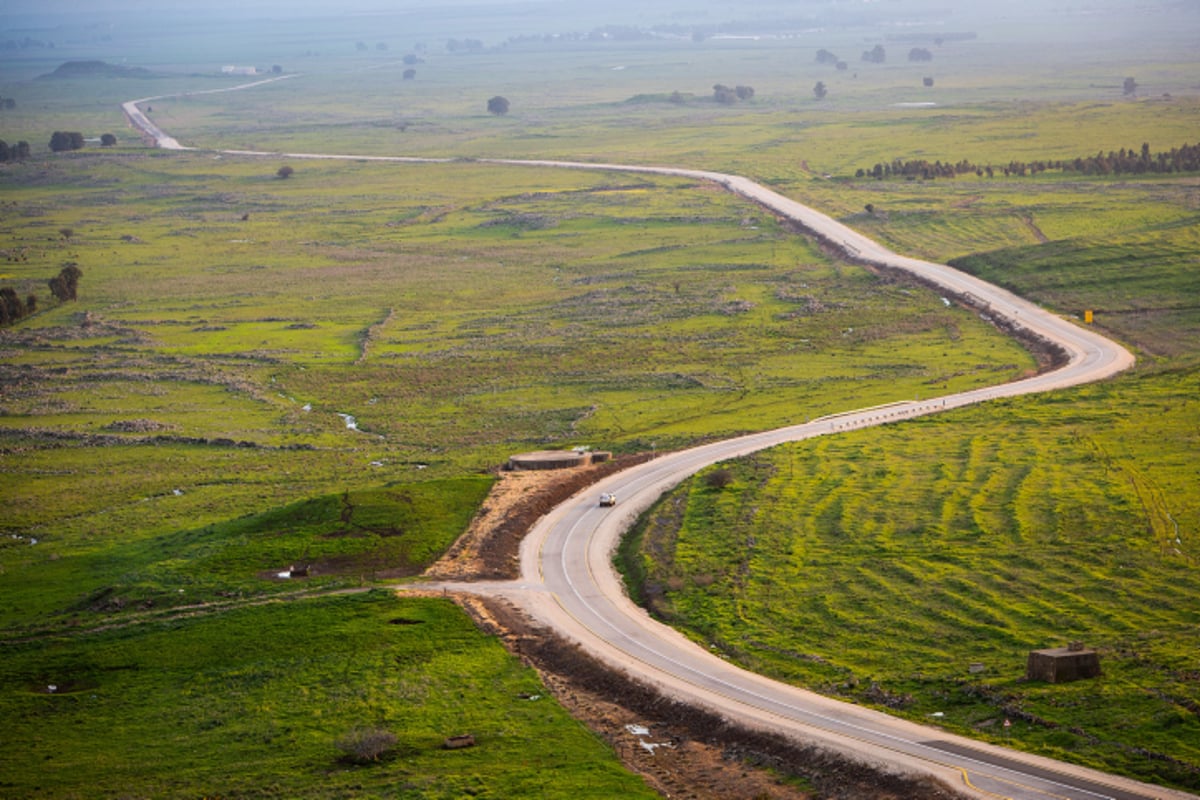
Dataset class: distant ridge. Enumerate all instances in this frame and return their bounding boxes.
[38,60,156,79]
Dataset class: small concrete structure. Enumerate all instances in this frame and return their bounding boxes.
[1026,642,1101,683]
[506,450,612,471]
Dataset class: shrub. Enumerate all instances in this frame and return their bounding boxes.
[335,726,397,763]
[705,468,734,489]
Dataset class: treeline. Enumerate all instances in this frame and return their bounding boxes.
[0,140,32,162]
[2,132,117,160]
[856,142,1200,180]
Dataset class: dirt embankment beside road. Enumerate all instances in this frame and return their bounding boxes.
[424,464,967,800]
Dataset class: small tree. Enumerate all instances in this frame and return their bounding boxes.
[48,276,68,302]
[403,68,416,80]
[816,48,838,65]
[813,81,828,100]
[1123,77,1138,96]
[0,287,25,324]
[487,95,510,115]
[276,165,294,179]
[271,65,282,74]
[923,76,934,87]
[335,726,398,764]
[734,85,755,101]
[100,133,117,146]
[59,227,74,240]
[59,264,82,300]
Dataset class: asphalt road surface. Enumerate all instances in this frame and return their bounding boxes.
[124,88,1196,800]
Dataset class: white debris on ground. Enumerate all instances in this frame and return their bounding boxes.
[337,413,358,430]
[624,723,673,754]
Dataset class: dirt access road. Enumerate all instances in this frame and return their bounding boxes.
[123,85,1193,800]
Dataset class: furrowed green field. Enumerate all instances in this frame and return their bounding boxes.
[614,100,1200,796]
[3,4,1199,796]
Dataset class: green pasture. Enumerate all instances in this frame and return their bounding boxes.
[0,477,491,632]
[0,592,657,800]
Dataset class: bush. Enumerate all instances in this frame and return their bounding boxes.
[705,468,734,489]
[335,726,397,763]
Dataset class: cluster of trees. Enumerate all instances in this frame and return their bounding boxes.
[815,49,848,71]
[0,287,36,326]
[0,265,81,327]
[487,96,510,115]
[0,140,32,162]
[855,142,1200,180]
[908,47,933,62]
[49,131,84,152]
[862,45,886,64]
[712,84,755,104]
[446,38,484,52]
[3,36,54,50]
[500,25,658,47]
[0,97,15,110]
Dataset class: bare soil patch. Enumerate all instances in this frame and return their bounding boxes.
[424,453,654,581]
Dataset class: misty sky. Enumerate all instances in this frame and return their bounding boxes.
[4,0,1195,55]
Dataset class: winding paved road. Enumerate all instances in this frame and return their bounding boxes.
[122,85,1194,800]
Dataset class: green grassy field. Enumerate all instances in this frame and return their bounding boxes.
[3,4,1199,795]
[0,592,658,800]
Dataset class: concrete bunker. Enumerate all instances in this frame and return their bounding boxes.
[1026,642,1101,683]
